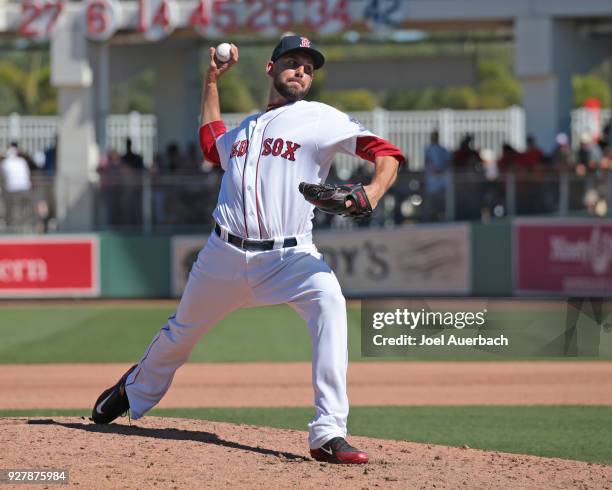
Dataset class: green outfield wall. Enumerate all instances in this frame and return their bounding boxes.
[470,222,513,297]
[96,223,516,298]
[99,233,171,297]
[4,218,603,299]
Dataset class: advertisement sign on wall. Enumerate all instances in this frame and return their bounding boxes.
[171,236,208,297]
[515,219,612,296]
[0,235,99,298]
[314,224,471,296]
[170,225,471,297]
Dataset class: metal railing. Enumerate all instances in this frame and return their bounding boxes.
[1,168,608,234]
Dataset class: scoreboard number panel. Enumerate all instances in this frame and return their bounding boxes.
[84,0,122,42]
[19,0,64,40]
[17,0,407,42]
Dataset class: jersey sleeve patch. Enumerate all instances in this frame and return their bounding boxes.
[349,116,366,131]
[199,120,227,166]
[355,135,406,165]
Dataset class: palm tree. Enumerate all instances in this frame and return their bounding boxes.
[0,52,57,115]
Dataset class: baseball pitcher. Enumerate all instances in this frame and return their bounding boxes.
[92,35,405,464]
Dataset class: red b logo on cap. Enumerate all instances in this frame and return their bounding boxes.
[300,37,311,48]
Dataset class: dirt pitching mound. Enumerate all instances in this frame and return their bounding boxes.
[1,417,610,489]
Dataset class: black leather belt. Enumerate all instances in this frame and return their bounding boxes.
[214,223,298,251]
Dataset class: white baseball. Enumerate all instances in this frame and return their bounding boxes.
[215,43,232,63]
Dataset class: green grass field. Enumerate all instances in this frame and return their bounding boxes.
[1,406,610,465]
[0,304,331,363]
[2,303,611,465]
[2,303,609,363]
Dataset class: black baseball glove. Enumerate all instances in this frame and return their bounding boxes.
[298,182,373,218]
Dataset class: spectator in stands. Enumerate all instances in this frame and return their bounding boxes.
[519,135,544,212]
[0,142,33,227]
[450,134,482,220]
[583,188,605,216]
[568,132,605,214]
[185,142,203,172]
[520,134,545,169]
[551,133,574,170]
[480,148,499,181]
[601,145,612,170]
[43,136,58,175]
[99,149,130,226]
[122,137,145,172]
[576,132,603,176]
[118,139,146,225]
[29,135,59,233]
[35,199,53,233]
[452,134,481,171]
[15,146,38,173]
[497,143,521,173]
[167,143,183,173]
[423,130,450,221]
[479,147,507,221]
[591,142,611,215]
[600,122,611,153]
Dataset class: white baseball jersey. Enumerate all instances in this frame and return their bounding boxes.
[122,99,404,452]
[200,100,404,239]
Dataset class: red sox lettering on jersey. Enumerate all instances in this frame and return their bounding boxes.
[230,138,302,162]
[262,139,301,160]
[230,140,248,157]
[199,100,404,240]
[230,138,301,161]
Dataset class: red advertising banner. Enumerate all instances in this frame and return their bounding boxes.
[0,235,99,298]
[515,219,612,296]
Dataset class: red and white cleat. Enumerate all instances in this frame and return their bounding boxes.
[310,437,369,464]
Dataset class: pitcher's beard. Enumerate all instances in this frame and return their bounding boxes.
[274,78,309,102]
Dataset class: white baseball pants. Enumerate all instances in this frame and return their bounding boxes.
[124,231,349,449]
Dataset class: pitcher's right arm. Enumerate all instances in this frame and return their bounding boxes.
[199,44,238,164]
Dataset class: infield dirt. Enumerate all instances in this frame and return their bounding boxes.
[2,362,612,488]
[2,416,611,489]
[2,361,611,409]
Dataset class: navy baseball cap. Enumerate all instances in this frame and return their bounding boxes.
[271,35,325,70]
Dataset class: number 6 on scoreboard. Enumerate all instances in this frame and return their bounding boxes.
[84,0,122,42]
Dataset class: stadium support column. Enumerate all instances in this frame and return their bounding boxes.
[51,10,97,231]
[154,42,201,156]
[515,17,610,148]
[90,42,110,162]
[515,17,559,148]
